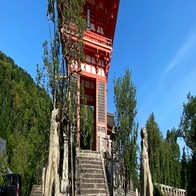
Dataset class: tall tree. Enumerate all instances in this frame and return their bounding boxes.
[179,93,196,152]
[146,114,182,188]
[161,139,170,185]
[37,0,85,109]
[179,93,196,196]
[180,147,187,190]
[145,113,163,184]
[165,128,181,187]
[113,69,139,190]
[36,0,86,195]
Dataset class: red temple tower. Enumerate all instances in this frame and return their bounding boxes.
[78,0,120,151]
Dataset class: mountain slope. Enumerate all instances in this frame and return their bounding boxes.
[0,50,52,195]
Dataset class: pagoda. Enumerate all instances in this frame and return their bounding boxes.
[78,0,120,151]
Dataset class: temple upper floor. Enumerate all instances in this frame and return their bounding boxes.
[83,0,120,44]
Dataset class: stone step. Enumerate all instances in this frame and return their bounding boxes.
[78,168,103,174]
[80,188,107,195]
[30,185,42,196]
[80,194,107,196]
[77,159,102,166]
[76,150,108,195]
[80,182,106,189]
[77,156,101,161]
[77,149,100,154]
[77,177,105,184]
[77,164,102,170]
[118,189,138,196]
[79,173,105,179]
[77,152,101,159]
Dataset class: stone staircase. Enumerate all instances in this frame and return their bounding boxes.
[30,185,42,196]
[117,188,139,196]
[76,150,108,196]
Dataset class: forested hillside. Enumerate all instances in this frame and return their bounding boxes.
[0,51,52,195]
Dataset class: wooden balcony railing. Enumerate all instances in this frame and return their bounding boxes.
[83,30,112,50]
[61,23,113,52]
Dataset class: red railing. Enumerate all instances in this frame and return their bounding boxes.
[84,30,112,48]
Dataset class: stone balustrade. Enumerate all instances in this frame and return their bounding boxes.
[156,183,186,196]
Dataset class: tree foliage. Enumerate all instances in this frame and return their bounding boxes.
[179,93,196,152]
[180,147,187,190]
[146,113,163,184]
[113,69,139,189]
[179,93,196,196]
[0,151,8,185]
[80,105,94,150]
[146,113,181,188]
[165,128,181,187]
[37,0,87,194]
[37,0,85,106]
[0,50,52,195]
[37,0,86,129]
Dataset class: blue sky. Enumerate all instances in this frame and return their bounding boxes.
[1,0,196,144]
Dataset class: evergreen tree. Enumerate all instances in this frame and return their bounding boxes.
[180,147,187,189]
[113,69,139,190]
[179,93,196,196]
[145,113,163,184]
[161,139,170,185]
[165,129,181,187]
[179,93,196,153]
[146,114,182,188]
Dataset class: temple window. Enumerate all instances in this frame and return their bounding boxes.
[87,5,91,29]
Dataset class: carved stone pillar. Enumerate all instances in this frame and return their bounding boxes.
[140,127,153,196]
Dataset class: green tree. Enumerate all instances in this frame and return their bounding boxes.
[180,147,187,189]
[113,69,139,190]
[0,151,8,185]
[179,93,196,196]
[179,93,196,152]
[161,140,170,185]
[37,0,86,107]
[80,105,94,150]
[37,0,86,127]
[36,0,86,195]
[145,113,163,184]
[146,114,182,188]
[165,128,181,187]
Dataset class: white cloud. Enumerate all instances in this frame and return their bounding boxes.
[137,64,196,136]
[156,66,196,133]
[137,31,196,136]
[164,33,196,73]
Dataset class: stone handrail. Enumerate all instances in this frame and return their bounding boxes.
[155,183,186,196]
[100,151,110,196]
